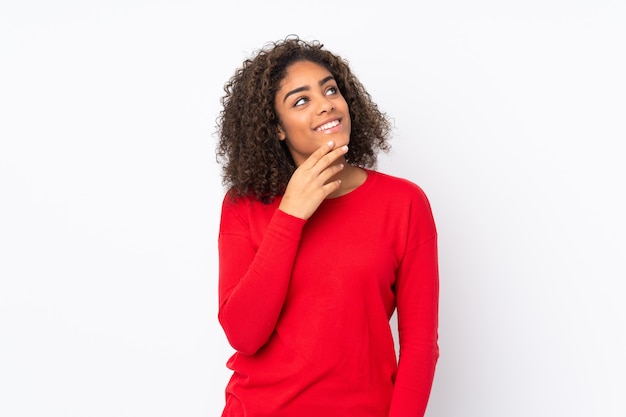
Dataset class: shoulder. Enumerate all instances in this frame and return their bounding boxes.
[365,170,437,240]
[221,188,281,218]
[367,169,431,204]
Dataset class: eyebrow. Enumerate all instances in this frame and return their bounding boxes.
[282,75,335,103]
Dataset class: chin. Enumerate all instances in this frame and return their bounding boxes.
[332,134,350,148]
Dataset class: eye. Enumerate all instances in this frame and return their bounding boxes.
[325,86,338,96]
[294,96,308,107]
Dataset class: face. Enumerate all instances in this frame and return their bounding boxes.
[274,60,351,166]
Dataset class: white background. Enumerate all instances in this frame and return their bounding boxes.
[1,1,624,416]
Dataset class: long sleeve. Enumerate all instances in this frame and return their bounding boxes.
[389,193,439,417]
[217,195,306,355]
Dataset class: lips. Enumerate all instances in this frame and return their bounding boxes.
[315,119,340,132]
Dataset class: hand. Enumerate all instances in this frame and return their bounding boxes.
[278,141,348,220]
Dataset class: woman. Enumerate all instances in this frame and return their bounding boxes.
[216,35,439,417]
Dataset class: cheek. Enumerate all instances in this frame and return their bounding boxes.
[283,114,310,135]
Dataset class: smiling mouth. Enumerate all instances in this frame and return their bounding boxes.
[315,119,340,132]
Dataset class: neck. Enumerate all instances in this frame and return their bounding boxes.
[327,159,367,198]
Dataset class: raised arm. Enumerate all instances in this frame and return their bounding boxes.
[218,204,305,355]
[218,141,348,355]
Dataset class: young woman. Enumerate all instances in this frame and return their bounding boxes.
[215,35,439,417]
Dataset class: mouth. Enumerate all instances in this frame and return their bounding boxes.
[314,119,341,132]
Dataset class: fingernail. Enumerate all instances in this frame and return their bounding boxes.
[342,145,348,152]
[327,141,334,147]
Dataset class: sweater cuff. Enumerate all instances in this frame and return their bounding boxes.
[271,208,307,235]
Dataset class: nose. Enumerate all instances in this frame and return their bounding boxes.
[318,96,335,114]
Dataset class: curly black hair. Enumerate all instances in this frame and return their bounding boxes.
[216,35,392,203]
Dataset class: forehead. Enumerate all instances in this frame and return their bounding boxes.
[278,60,333,89]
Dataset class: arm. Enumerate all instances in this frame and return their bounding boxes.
[218,141,348,355]
[218,201,305,355]
[389,194,439,417]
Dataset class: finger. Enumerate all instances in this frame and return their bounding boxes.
[315,145,348,170]
[318,161,345,184]
[299,141,336,170]
[321,178,342,196]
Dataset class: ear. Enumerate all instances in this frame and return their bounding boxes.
[277,124,286,141]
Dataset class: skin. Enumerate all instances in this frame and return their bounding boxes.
[274,61,367,220]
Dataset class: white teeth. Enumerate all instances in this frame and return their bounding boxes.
[316,120,340,131]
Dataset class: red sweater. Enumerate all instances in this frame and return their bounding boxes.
[218,170,439,417]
